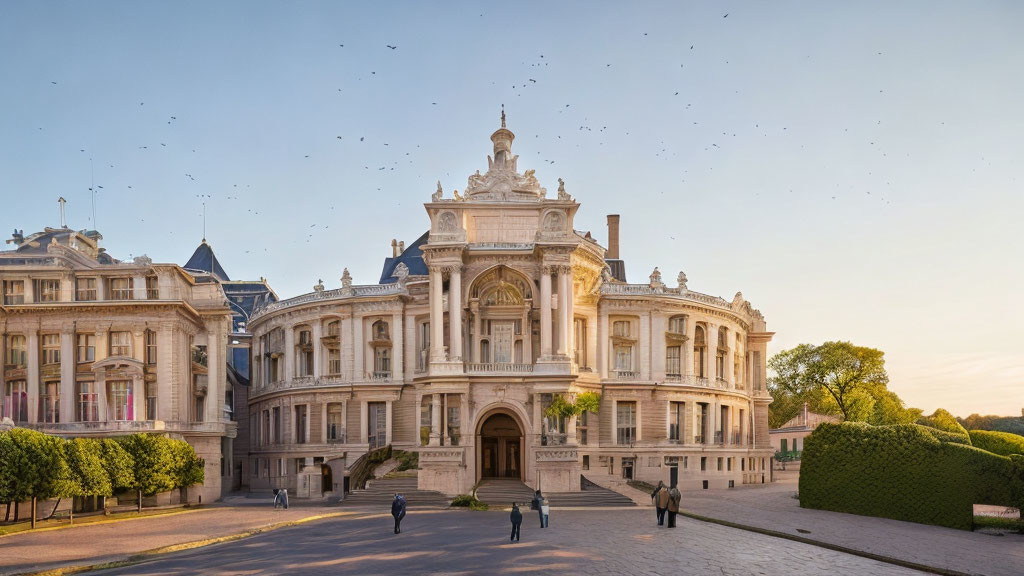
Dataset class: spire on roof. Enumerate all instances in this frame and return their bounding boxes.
[184,239,230,281]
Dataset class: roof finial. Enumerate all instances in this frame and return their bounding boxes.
[501,104,506,128]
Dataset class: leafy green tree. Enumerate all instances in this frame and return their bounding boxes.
[867,389,923,426]
[0,429,69,525]
[169,439,205,489]
[117,434,176,507]
[769,342,889,421]
[65,438,112,497]
[100,438,135,492]
[960,414,1024,436]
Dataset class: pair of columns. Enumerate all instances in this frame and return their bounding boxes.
[426,392,466,446]
[539,265,573,359]
[428,266,462,362]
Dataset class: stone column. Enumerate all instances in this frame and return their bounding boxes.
[429,267,444,361]
[312,321,323,378]
[352,316,363,379]
[392,311,403,380]
[132,274,147,301]
[158,324,174,421]
[460,393,470,447]
[206,321,222,423]
[430,394,442,446]
[726,329,736,389]
[598,306,609,379]
[565,269,575,359]
[448,267,462,361]
[539,267,552,359]
[27,329,39,423]
[132,328,146,363]
[471,303,481,363]
[284,327,295,380]
[639,312,651,380]
[59,329,75,423]
[706,322,717,382]
[94,329,108,421]
[24,279,34,304]
[556,267,569,357]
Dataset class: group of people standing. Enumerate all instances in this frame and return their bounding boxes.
[651,481,681,527]
[508,489,549,541]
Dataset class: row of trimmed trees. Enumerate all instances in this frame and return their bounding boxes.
[0,428,205,528]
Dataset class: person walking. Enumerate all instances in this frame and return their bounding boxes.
[280,488,289,510]
[530,490,548,528]
[666,483,681,528]
[391,493,407,534]
[273,488,281,510]
[510,502,522,542]
[651,480,668,526]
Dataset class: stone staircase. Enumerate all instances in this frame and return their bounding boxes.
[475,477,636,508]
[578,471,654,507]
[341,475,451,508]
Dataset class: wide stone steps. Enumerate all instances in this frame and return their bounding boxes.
[342,476,451,508]
[475,477,636,508]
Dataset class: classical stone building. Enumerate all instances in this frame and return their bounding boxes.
[0,228,236,503]
[246,116,775,497]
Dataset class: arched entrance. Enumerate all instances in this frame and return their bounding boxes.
[478,411,524,480]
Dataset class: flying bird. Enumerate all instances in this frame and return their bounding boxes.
[386,44,397,49]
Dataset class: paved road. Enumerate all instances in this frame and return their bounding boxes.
[89,509,925,576]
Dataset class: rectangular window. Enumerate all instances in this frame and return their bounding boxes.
[145,331,157,365]
[41,334,61,365]
[108,277,133,300]
[77,334,95,363]
[108,381,134,421]
[327,346,341,375]
[666,346,681,376]
[718,457,724,471]
[701,456,707,471]
[374,347,392,376]
[295,405,308,443]
[327,403,344,442]
[77,381,98,421]
[3,380,28,422]
[76,277,97,301]
[447,405,460,446]
[780,438,788,453]
[146,382,157,420]
[2,280,25,305]
[574,317,587,368]
[296,330,313,376]
[616,401,636,445]
[272,407,281,443]
[577,410,589,445]
[145,275,159,299]
[6,335,27,366]
[668,316,686,334]
[669,401,684,441]
[109,331,131,357]
[35,279,61,302]
[614,345,632,373]
[695,403,707,444]
[367,401,387,450]
[417,322,430,370]
[262,410,271,445]
[612,320,630,337]
[39,381,60,423]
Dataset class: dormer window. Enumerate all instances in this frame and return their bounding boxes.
[145,275,159,299]
[76,278,97,301]
[108,277,133,300]
[372,320,390,342]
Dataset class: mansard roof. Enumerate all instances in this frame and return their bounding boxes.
[184,240,230,281]
[379,231,429,283]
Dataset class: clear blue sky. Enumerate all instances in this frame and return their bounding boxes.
[2,1,1022,417]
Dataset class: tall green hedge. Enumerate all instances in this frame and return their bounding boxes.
[917,409,969,439]
[969,430,1024,457]
[800,422,1022,530]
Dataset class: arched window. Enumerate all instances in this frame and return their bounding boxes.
[372,320,390,341]
[296,327,313,377]
[324,320,341,375]
[694,325,706,378]
[716,327,728,380]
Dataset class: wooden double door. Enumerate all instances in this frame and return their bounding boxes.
[481,437,521,479]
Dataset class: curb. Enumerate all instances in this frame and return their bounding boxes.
[15,511,358,576]
[0,508,206,540]
[678,510,972,576]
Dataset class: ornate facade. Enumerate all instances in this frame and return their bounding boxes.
[0,229,234,503]
[246,117,774,497]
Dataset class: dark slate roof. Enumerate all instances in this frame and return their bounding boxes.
[184,240,230,281]
[379,231,429,284]
[223,281,277,333]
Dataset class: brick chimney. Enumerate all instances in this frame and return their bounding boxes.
[606,215,620,259]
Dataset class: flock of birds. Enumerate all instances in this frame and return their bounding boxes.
[28,10,915,287]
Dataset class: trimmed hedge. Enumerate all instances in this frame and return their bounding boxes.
[919,426,972,446]
[969,430,1024,457]
[800,422,1023,530]
[917,409,969,440]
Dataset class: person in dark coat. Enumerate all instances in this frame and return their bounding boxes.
[510,502,522,541]
[651,480,668,526]
[667,484,681,528]
[530,490,549,528]
[391,493,407,534]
